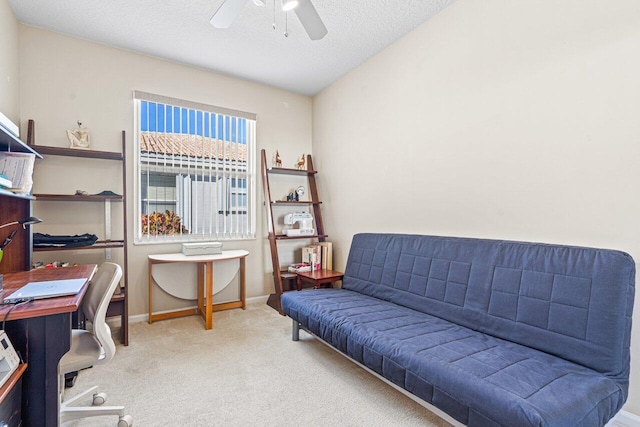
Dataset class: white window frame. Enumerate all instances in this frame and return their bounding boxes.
[133,91,257,244]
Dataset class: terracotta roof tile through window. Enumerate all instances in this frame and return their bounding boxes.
[140,132,247,162]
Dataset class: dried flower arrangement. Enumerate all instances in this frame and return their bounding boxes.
[141,210,188,235]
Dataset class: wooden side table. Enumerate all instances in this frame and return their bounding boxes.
[148,250,248,330]
[296,269,344,290]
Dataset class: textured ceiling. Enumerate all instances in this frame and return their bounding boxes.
[8,0,455,96]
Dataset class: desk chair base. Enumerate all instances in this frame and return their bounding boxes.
[59,264,130,426]
[60,385,133,426]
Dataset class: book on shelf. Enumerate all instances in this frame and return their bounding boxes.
[288,263,312,273]
[318,241,333,270]
[301,242,333,271]
[0,152,35,195]
[302,245,321,271]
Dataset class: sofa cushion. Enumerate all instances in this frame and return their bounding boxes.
[342,234,634,383]
[282,288,625,426]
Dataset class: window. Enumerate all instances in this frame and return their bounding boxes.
[134,91,256,243]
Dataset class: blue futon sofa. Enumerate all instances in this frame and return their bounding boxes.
[281,233,635,426]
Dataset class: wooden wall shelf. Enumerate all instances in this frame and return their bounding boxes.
[28,145,122,160]
[33,240,125,252]
[266,167,317,176]
[26,120,129,345]
[274,234,328,240]
[34,194,123,202]
[272,201,322,206]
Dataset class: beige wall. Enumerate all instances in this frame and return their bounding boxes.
[0,0,19,122]
[18,25,312,317]
[313,0,640,415]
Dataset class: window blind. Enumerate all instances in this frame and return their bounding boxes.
[134,92,256,243]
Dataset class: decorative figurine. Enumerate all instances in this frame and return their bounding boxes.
[274,150,282,168]
[66,120,91,149]
[296,154,305,170]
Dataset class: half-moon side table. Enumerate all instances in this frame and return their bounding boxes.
[148,250,249,329]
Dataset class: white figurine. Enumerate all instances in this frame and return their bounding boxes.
[66,121,91,149]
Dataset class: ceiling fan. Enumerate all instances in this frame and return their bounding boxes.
[210,0,328,40]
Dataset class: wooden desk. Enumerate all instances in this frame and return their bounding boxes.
[1,265,96,427]
[296,269,344,290]
[148,250,248,329]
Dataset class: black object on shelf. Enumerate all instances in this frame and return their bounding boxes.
[33,232,98,248]
[95,190,120,196]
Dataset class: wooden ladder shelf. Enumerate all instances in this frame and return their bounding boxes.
[261,149,332,313]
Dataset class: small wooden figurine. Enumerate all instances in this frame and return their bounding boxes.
[296,154,305,170]
[274,150,282,168]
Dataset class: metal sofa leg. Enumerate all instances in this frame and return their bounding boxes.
[292,319,300,341]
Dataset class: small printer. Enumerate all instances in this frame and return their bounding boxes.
[0,331,20,388]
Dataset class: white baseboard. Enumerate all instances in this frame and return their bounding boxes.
[246,295,269,305]
[125,313,148,324]
[609,411,640,427]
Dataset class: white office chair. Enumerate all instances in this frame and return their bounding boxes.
[58,262,133,426]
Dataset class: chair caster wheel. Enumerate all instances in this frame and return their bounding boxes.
[118,415,133,427]
[92,392,107,406]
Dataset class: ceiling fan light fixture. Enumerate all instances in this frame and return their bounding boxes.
[282,0,299,12]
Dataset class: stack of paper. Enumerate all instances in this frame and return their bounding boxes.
[0,152,35,195]
[288,263,311,273]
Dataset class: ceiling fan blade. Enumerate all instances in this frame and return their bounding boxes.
[210,0,250,28]
[294,0,328,40]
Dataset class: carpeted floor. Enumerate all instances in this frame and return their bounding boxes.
[63,301,452,426]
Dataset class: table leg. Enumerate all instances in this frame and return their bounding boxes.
[147,254,247,329]
[197,263,204,316]
[205,261,213,329]
[240,256,246,310]
[148,260,154,324]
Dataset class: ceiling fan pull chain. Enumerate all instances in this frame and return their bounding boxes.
[272,0,276,30]
[284,12,289,37]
